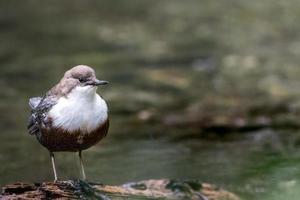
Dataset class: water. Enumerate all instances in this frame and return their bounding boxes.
[2,110,300,200]
[2,1,300,199]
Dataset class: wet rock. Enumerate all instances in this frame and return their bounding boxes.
[1,179,240,200]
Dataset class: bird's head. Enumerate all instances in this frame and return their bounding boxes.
[58,65,109,97]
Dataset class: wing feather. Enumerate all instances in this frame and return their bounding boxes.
[29,97,42,109]
[27,95,57,135]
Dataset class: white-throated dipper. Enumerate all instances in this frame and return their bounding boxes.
[27,65,109,181]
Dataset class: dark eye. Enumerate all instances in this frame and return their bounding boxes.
[79,78,85,83]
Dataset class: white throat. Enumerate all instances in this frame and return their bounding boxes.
[48,86,108,133]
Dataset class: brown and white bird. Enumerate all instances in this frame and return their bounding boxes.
[27,65,109,181]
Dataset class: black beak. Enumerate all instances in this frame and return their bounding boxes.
[93,79,109,86]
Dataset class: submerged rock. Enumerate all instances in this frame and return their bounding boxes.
[1,179,239,200]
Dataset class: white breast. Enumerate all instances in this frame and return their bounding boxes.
[48,86,108,133]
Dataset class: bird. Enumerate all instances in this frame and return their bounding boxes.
[27,65,109,182]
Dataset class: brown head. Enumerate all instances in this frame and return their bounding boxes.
[48,65,108,97]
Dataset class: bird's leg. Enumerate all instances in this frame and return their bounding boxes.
[50,152,58,182]
[79,150,86,180]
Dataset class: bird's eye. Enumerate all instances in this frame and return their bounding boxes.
[79,78,85,83]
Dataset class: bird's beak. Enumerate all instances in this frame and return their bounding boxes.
[93,79,109,86]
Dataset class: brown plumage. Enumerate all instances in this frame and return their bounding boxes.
[38,119,109,152]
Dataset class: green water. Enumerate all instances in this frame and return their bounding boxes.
[2,1,300,199]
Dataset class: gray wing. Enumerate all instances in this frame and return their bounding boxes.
[29,97,43,109]
[27,96,57,135]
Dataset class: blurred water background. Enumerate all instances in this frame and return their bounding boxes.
[2,1,300,199]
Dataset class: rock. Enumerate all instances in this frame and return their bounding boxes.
[1,179,239,200]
